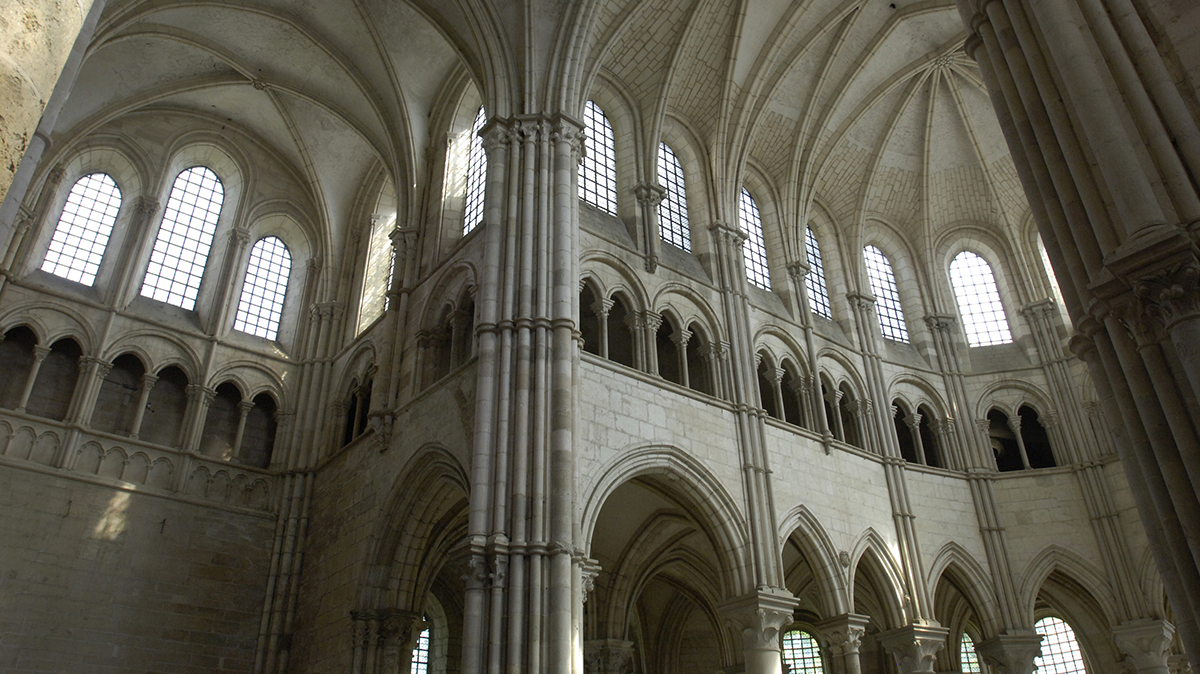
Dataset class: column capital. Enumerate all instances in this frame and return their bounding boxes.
[787,259,811,281]
[817,613,871,655]
[924,314,956,332]
[719,588,799,653]
[847,292,877,312]
[976,631,1043,674]
[877,624,949,674]
[32,345,52,361]
[709,221,748,247]
[1113,619,1175,674]
[633,182,667,207]
[584,639,636,674]
[376,608,426,650]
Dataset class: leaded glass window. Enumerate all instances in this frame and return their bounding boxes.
[579,101,617,215]
[961,633,981,674]
[463,106,488,235]
[781,630,823,674]
[805,227,831,319]
[141,166,224,309]
[950,251,1012,347]
[739,188,770,290]
[234,237,291,340]
[41,173,122,286]
[1034,617,1087,674]
[657,143,690,252]
[863,245,908,342]
[411,626,430,674]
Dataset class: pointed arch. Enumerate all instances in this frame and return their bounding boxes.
[927,542,1003,638]
[778,504,851,618]
[1019,545,1122,629]
[848,528,906,630]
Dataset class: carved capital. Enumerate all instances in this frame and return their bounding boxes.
[719,588,799,654]
[1113,619,1175,674]
[877,624,949,674]
[976,632,1043,674]
[584,639,636,674]
[817,613,870,656]
[633,182,667,208]
[924,314,956,332]
[1132,257,1200,331]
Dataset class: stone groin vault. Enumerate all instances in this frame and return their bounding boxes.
[0,1,1198,674]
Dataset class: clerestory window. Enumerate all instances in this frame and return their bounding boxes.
[950,251,1012,347]
[42,173,122,286]
[234,236,291,340]
[805,227,831,319]
[579,100,617,215]
[141,166,224,310]
[463,106,488,235]
[1034,617,1087,674]
[863,245,908,342]
[781,629,823,674]
[657,142,690,252]
[739,188,770,290]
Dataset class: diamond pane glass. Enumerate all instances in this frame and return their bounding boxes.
[805,227,831,319]
[657,143,690,252]
[411,627,430,674]
[1035,617,1087,674]
[740,188,771,290]
[579,100,618,215]
[140,166,224,309]
[863,245,908,342]
[961,633,981,674]
[234,237,291,340]
[463,106,488,235]
[41,173,122,286]
[950,251,1012,347]
[781,630,823,674]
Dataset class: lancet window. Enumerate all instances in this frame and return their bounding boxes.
[950,251,1012,346]
[141,166,224,310]
[657,143,690,251]
[463,106,488,235]
[805,226,831,319]
[579,101,617,215]
[863,245,908,342]
[234,236,292,340]
[41,173,122,285]
[739,188,770,290]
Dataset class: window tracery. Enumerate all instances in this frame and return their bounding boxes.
[781,629,823,674]
[463,106,488,235]
[805,227,831,319]
[141,166,225,310]
[579,101,617,215]
[950,251,1012,347]
[234,236,292,340]
[657,143,690,251]
[863,245,908,342]
[42,173,122,286]
[739,188,770,290]
[1034,617,1087,674]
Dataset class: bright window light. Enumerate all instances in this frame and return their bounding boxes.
[411,626,430,674]
[141,166,224,310]
[863,245,909,342]
[579,101,618,215]
[739,188,771,290]
[781,630,823,674]
[805,227,832,319]
[657,143,690,252]
[950,251,1012,347]
[463,106,487,235]
[41,173,122,286]
[234,236,291,340]
[1035,617,1087,674]
[961,633,981,674]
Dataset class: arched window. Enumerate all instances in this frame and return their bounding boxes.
[805,227,831,319]
[411,626,431,674]
[781,629,823,674]
[657,143,690,251]
[739,188,771,290]
[961,633,981,674]
[1034,617,1087,674]
[41,173,122,285]
[234,236,292,340]
[463,106,488,235]
[950,251,1012,347]
[863,245,908,342]
[579,101,617,215]
[141,166,224,309]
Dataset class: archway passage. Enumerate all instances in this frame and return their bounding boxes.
[586,477,739,674]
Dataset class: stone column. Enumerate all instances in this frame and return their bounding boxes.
[15,345,51,413]
[1113,619,1175,674]
[583,639,636,674]
[817,614,870,674]
[907,412,927,466]
[70,356,112,425]
[1006,415,1031,470]
[721,590,800,674]
[128,373,157,438]
[826,389,845,441]
[976,632,1042,674]
[642,311,663,375]
[182,385,216,451]
[592,297,613,359]
[231,399,255,461]
[672,328,691,388]
[770,367,786,421]
[634,182,666,273]
[878,625,949,674]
